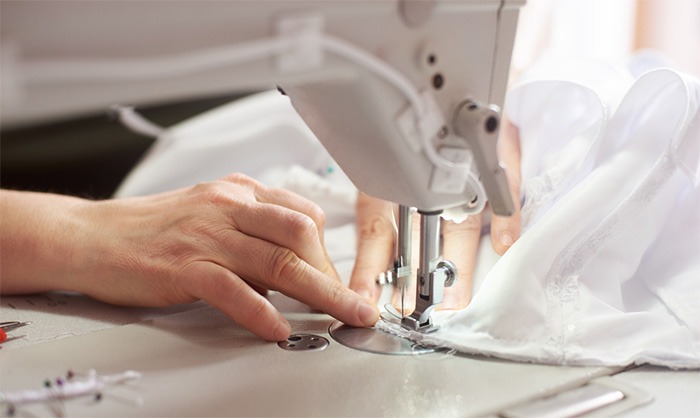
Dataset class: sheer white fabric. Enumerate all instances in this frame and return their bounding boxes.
[413,55,700,368]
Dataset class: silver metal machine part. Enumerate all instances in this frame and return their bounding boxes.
[453,100,515,217]
[375,207,460,332]
[401,211,457,331]
[395,204,413,317]
[277,334,329,352]
[328,321,435,355]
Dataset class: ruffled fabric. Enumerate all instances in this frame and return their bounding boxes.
[409,55,700,368]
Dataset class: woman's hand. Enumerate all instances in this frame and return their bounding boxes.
[0,174,379,341]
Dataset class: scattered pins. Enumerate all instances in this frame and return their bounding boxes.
[0,369,142,416]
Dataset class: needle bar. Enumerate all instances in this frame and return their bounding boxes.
[396,205,412,318]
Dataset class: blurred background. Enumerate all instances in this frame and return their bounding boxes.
[512,0,700,78]
[2,0,698,199]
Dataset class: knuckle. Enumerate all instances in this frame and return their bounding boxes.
[266,246,304,287]
[190,180,216,196]
[192,181,230,206]
[288,212,321,244]
[190,181,254,218]
[221,173,261,194]
[324,282,347,309]
[223,172,254,185]
[306,203,326,230]
[175,262,228,304]
[357,216,394,242]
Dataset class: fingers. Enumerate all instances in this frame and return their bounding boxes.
[218,174,338,280]
[216,175,375,327]
[491,118,522,255]
[244,279,269,296]
[250,176,327,238]
[182,262,291,341]
[231,201,330,277]
[212,231,379,329]
[348,194,395,302]
[438,212,482,310]
[216,175,373,326]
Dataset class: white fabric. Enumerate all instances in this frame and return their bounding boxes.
[411,55,700,369]
[116,55,700,368]
[114,91,357,229]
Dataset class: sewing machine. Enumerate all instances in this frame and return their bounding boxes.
[2,0,518,339]
[3,2,700,417]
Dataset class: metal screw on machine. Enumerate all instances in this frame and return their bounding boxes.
[277,334,329,351]
[437,259,457,288]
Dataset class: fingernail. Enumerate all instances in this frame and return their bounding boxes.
[442,293,457,310]
[500,233,515,248]
[355,288,372,302]
[273,321,291,341]
[358,301,379,326]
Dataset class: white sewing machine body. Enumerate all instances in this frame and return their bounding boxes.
[1,0,518,214]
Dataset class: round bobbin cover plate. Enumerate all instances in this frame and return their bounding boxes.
[328,321,435,355]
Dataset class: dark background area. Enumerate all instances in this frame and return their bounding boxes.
[1,95,248,199]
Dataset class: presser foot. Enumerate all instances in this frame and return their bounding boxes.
[382,304,441,334]
[400,315,441,334]
[400,258,458,333]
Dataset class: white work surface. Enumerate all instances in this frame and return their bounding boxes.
[1,289,698,417]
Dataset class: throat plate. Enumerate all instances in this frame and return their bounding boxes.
[328,321,435,355]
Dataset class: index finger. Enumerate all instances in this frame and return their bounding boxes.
[181,261,291,341]
[224,232,380,328]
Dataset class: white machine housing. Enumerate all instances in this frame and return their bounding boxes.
[1,0,523,213]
